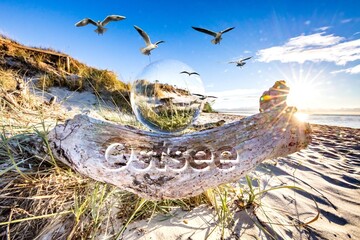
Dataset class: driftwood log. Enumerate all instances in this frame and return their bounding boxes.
[49,81,311,199]
[48,104,311,200]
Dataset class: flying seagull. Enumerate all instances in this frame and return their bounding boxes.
[229,57,252,67]
[192,26,235,44]
[75,15,126,34]
[134,25,165,55]
[192,93,217,101]
[180,71,200,76]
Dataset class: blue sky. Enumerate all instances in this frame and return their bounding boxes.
[1,0,359,112]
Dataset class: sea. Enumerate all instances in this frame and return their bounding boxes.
[306,114,360,129]
[222,111,360,129]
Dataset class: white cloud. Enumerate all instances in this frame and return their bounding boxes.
[331,64,360,74]
[314,26,331,32]
[304,20,311,25]
[341,18,352,24]
[257,32,360,65]
[287,32,343,47]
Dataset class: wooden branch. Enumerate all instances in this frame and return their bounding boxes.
[48,107,311,200]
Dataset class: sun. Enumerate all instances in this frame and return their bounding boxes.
[294,112,309,122]
[286,80,319,109]
[273,64,324,110]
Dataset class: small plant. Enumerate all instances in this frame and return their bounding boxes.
[0,69,18,91]
[202,102,217,113]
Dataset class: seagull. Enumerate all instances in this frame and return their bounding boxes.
[192,93,217,101]
[134,25,165,55]
[180,71,200,76]
[229,57,252,67]
[75,15,126,34]
[192,26,235,44]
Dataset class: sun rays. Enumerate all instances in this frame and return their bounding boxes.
[272,63,325,110]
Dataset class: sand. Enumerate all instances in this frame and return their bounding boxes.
[121,114,360,240]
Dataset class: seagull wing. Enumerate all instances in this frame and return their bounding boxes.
[134,25,151,45]
[102,15,126,26]
[241,56,252,61]
[155,40,165,45]
[192,93,205,97]
[190,72,200,76]
[220,27,235,34]
[180,71,190,75]
[192,27,217,37]
[75,18,97,27]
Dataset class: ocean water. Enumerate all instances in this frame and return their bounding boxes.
[306,114,360,129]
[222,111,360,129]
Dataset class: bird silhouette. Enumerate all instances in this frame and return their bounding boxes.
[75,15,126,34]
[180,71,200,76]
[229,57,252,67]
[134,25,165,55]
[192,93,217,101]
[48,96,57,106]
[192,26,235,44]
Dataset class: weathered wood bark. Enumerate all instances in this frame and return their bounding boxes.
[48,107,311,200]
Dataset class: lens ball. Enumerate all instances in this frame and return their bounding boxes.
[131,59,205,134]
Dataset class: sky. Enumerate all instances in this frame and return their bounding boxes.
[0,0,359,113]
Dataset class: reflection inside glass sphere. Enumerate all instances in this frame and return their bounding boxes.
[131,59,205,134]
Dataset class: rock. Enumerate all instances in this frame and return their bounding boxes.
[259,80,290,112]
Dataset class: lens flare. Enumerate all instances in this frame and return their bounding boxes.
[272,64,324,110]
[294,112,309,122]
[287,81,318,109]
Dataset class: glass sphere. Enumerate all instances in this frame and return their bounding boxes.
[131,59,205,134]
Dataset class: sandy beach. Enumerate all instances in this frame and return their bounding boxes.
[121,113,360,240]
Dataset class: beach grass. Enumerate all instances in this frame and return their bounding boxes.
[136,100,197,132]
[1,34,132,114]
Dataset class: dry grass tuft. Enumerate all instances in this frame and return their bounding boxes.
[0,69,18,92]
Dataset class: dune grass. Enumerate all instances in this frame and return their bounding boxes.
[136,100,197,132]
[1,34,132,114]
[0,69,19,91]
